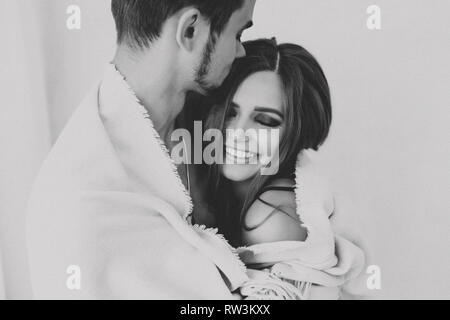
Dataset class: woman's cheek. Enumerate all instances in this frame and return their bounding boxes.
[258,132,280,165]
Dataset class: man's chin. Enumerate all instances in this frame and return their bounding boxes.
[194,81,219,96]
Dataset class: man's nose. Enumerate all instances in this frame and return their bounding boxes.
[236,42,246,58]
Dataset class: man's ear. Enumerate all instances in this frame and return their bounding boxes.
[176,8,208,52]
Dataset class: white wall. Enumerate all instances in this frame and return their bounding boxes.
[0,0,115,299]
[244,0,450,299]
[1,0,448,299]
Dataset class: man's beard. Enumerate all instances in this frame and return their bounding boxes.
[195,35,218,94]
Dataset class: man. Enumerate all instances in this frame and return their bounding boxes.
[26,0,255,299]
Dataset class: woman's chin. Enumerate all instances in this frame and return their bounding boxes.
[221,163,260,182]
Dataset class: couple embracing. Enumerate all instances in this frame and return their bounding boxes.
[27,0,366,300]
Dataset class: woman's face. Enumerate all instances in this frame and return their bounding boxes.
[220,71,285,182]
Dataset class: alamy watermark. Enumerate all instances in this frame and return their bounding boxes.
[170,121,280,176]
[66,5,81,30]
[66,265,81,290]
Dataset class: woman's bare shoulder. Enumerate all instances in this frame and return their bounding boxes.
[242,179,307,246]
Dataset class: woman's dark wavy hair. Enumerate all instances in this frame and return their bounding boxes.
[203,38,332,246]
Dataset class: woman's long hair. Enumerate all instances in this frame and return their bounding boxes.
[201,38,332,246]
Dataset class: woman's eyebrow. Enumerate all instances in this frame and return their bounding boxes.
[254,106,284,119]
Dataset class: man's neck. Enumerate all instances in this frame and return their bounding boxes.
[112,44,186,145]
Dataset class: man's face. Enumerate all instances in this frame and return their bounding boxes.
[195,0,256,93]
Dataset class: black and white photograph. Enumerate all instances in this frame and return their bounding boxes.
[0,0,448,303]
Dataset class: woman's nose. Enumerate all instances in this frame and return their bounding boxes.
[228,121,251,142]
[233,129,250,142]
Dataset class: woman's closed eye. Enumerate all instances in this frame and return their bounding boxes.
[254,113,282,128]
[225,102,284,128]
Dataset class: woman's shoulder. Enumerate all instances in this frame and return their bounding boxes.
[242,179,307,246]
[252,178,297,217]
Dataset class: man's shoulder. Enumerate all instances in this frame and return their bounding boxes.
[29,81,126,192]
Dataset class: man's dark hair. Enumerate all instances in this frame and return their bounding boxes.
[111,0,245,48]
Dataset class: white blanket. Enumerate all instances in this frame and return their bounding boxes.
[237,150,367,299]
[26,64,248,299]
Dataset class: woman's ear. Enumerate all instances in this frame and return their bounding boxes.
[176,8,208,52]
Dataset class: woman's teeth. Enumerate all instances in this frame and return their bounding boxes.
[225,146,257,160]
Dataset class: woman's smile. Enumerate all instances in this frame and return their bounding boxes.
[225,145,259,163]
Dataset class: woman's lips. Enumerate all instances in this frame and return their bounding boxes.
[225,146,258,163]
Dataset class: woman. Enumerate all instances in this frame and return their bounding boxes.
[185,38,365,299]
[203,38,331,247]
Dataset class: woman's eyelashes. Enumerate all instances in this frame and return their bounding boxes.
[254,114,282,128]
[225,105,282,128]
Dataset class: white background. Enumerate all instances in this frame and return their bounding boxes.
[0,0,449,299]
